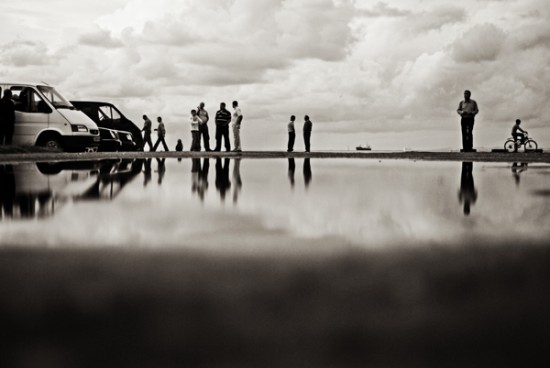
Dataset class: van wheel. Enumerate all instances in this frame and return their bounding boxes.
[37,134,63,151]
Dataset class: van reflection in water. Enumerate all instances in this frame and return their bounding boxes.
[458,161,477,216]
[0,160,143,220]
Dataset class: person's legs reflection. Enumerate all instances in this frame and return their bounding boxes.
[288,158,295,188]
[215,158,231,202]
[458,162,477,216]
[303,158,312,189]
[143,159,152,187]
[232,158,242,204]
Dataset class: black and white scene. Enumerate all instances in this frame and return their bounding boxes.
[1,1,550,367]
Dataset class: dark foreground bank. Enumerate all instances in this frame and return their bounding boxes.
[1,243,549,368]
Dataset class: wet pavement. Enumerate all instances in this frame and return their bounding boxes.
[1,158,550,250]
[1,158,550,367]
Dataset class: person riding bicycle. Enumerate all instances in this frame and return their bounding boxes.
[511,119,527,146]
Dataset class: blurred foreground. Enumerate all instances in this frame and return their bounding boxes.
[1,243,549,368]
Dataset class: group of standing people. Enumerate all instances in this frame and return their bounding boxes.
[142,101,243,153]
[190,100,243,152]
[287,115,313,152]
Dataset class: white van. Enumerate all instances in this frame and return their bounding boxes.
[0,82,100,151]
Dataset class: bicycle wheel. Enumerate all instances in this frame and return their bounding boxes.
[504,139,516,152]
[525,140,538,151]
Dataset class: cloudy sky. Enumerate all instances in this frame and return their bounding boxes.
[1,0,549,150]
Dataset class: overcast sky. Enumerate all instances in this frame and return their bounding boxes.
[1,0,549,150]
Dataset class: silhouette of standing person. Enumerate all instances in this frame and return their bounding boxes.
[143,158,152,187]
[303,115,312,152]
[303,158,312,189]
[215,158,231,201]
[232,158,242,204]
[231,101,243,152]
[197,102,212,151]
[458,162,477,216]
[214,102,231,152]
[287,115,296,152]
[189,109,202,151]
[288,158,295,188]
[0,90,16,145]
[457,90,479,152]
[142,115,154,151]
[153,116,169,151]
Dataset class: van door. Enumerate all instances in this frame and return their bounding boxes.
[12,87,52,145]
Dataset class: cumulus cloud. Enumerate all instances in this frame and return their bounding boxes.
[360,2,410,17]
[2,0,550,150]
[0,40,55,67]
[78,29,124,48]
[451,23,507,63]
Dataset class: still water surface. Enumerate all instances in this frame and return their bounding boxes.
[1,158,549,252]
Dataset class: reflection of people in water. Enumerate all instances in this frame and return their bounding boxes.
[215,158,231,202]
[156,158,166,185]
[458,162,477,216]
[288,158,295,188]
[511,162,528,187]
[0,164,15,218]
[192,158,210,201]
[143,158,152,187]
[303,158,312,189]
[232,158,242,204]
[199,159,210,201]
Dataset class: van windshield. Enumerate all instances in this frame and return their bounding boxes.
[37,86,74,109]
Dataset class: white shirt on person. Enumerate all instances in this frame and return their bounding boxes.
[232,107,242,126]
[190,115,202,131]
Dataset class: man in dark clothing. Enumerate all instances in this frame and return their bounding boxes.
[0,90,16,145]
[141,114,154,151]
[214,102,231,151]
[457,90,479,152]
[303,115,313,152]
[197,102,211,151]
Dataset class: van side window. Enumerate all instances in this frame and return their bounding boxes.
[99,105,122,124]
[14,88,48,113]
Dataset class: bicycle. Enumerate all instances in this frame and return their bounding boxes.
[504,132,538,152]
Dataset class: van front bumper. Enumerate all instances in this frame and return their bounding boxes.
[62,135,100,152]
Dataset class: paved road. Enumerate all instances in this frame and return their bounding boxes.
[1,150,549,163]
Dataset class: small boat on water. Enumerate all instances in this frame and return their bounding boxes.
[356,144,372,151]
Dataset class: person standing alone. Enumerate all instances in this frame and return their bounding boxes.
[197,102,211,151]
[142,114,154,151]
[303,115,312,152]
[153,116,169,151]
[214,102,231,151]
[0,90,16,145]
[287,115,296,152]
[457,90,479,152]
[231,101,243,152]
